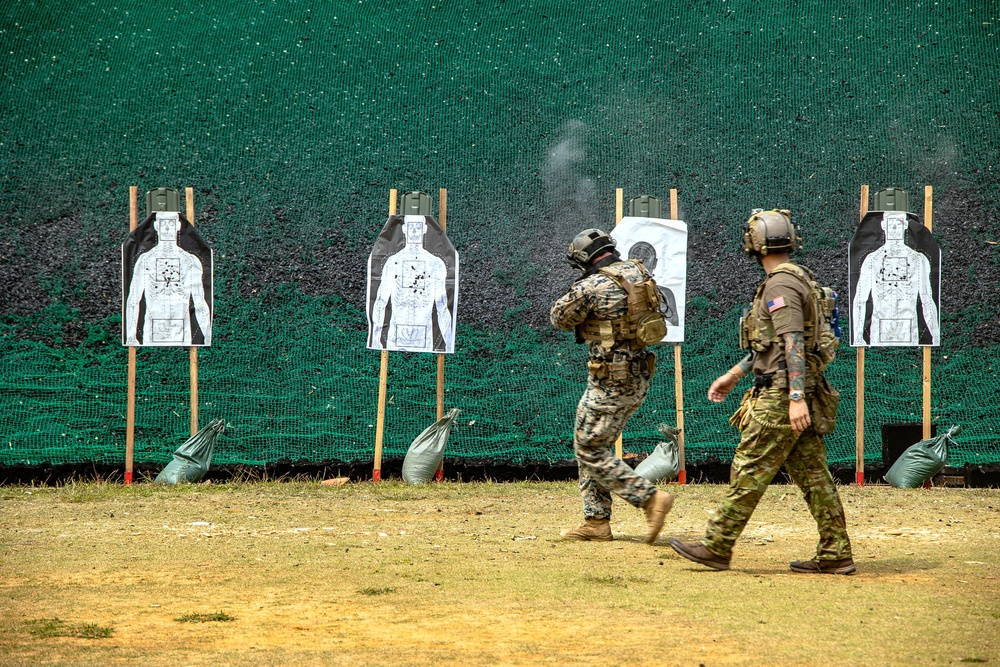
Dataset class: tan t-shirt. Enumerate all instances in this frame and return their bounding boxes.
[751,269,811,376]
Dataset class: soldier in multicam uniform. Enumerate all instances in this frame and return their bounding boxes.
[669,210,855,574]
[551,229,675,544]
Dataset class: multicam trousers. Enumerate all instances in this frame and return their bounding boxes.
[574,370,657,520]
[703,386,853,560]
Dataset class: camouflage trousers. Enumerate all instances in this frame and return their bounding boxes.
[574,371,657,520]
[702,386,853,560]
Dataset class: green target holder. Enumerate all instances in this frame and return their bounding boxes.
[401,190,432,216]
[628,194,663,219]
[145,187,181,213]
[873,187,910,212]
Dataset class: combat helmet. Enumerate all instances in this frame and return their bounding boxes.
[567,228,618,272]
[742,209,800,257]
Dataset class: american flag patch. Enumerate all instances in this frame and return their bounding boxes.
[767,296,786,312]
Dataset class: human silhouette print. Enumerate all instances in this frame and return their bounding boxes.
[123,211,213,346]
[368,215,456,353]
[850,211,940,347]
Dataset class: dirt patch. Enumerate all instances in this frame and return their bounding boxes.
[1,482,999,666]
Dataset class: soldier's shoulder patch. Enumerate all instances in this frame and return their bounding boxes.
[767,296,786,312]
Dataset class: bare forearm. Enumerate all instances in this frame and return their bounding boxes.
[783,332,806,394]
[725,353,754,381]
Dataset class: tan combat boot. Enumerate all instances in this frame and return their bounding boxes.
[643,490,675,544]
[560,518,613,541]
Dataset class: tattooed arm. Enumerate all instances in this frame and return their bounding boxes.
[783,331,811,433]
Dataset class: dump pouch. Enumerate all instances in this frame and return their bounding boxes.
[810,375,840,435]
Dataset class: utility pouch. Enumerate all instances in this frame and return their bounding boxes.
[635,311,667,348]
[608,358,630,383]
[739,306,751,350]
[587,359,608,380]
[810,375,840,435]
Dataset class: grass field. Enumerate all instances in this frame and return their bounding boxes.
[1,480,998,666]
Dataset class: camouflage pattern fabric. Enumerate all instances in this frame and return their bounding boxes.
[551,259,659,521]
[703,386,853,560]
[574,370,657,519]
[551,259,653,361]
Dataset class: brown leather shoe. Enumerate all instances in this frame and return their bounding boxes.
[790,557,857,575]
[668,538,731,570]
[642,490,675,544]
[560,518,613,541]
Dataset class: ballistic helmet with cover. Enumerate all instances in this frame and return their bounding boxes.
[567,228,617,271]
[742,209,800,257]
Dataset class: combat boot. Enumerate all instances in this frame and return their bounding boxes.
[668,539,731,570]
[642,490,675,544]
[789,557,856,575]
[560,518,613,541]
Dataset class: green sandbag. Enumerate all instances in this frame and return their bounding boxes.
[884,425,961,488]
[402,408,460,484]
[634,423,681,483]
[155,419,227,484]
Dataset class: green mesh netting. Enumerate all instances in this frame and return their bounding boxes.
[2,2,999,469]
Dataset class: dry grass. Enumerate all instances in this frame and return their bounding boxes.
[1,480,998,666]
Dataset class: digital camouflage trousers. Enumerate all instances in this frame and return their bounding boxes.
[574,371,657,520]
[702,386,853,560]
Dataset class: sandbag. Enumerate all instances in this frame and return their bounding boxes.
[884,425,961,489]
[402,408,460,484]
[155,419,226,484]
[634,423,680,483]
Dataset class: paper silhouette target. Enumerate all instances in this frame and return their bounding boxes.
[122,211,213,347]
[367,214,459,354]
[849,210,941,347]
[611,216,688,342]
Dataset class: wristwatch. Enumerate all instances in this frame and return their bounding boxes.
[789,390,805,402]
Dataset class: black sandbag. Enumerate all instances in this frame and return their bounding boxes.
[155,419,226,484]
[884,425,961,488]
[634,423,681,483]
[402,408,460,484]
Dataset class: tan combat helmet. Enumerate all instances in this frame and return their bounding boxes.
[567,228,618,272]
[742,209,800,257]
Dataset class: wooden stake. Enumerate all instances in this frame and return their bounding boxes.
[186,187,199,437]
[125,186,138,485]
[614,188,624,459]
[923,186,933,440]
[856,185,869,486]
[669,189,686,484]
[373,189,397,481]
[436,188,447,482]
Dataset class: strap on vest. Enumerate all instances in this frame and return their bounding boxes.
[576,262,657,349]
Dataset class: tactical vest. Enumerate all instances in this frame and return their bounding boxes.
[576,263,667,351]
[740,263,840,380]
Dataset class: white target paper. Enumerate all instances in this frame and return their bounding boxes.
[611,216,688,343]
[367,214,459,354]
[848,210,941,347]
[121,211,213,347]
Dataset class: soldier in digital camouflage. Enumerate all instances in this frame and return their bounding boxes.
[550,229,674,544]
[669,210,856,574]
